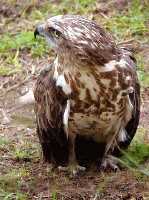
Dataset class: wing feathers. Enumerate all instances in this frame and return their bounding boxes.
[34,64,69,165]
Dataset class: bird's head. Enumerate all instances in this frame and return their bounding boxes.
[34,15,118,66]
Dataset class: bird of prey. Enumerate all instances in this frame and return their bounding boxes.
[34,15,140,174]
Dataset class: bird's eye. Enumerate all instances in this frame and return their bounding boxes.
[48,27,61,38]
[53,30,60,38]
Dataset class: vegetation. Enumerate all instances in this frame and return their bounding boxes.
[0,0,149,199]
[104,0,149,40]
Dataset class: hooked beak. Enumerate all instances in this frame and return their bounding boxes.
[34,24,45,39]
[34,28,40,39]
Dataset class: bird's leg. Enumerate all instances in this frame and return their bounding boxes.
[58,135,76,173]
[58,134,85,176]
[68,134,85,176]
[58,134,86,176]
[98,137,120,171]
[69,134,76,164]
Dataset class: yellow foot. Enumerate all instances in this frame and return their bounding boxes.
[58,165,86,176]
[71,165,86,176]
[100,155,120,172]
[58,166,69,172]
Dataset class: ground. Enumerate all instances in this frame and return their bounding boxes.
[0,0,149,199]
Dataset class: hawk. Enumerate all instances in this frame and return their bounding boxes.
[34,15,140,174]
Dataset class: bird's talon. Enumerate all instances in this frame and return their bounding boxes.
[99,156,119,172]
[114,166,119,172]
[70,165,86,177]
[58,166,68,172]
[58,165,86,176]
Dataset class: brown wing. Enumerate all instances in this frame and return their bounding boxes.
[113,47,140,155]
[75,47,141,166]
[34,64,69,166]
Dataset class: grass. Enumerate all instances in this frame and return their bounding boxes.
[14,148,33,162]
[118,127,149,178]
[51,192,57,200]
[11,139,40,162]
[0,31,48,75]
[0,0,149,199]
[0,0,148,78]
[30,0,96,18]
[0,169,29,200]
[138,71,149,87]
[0,137,11,153]
[136,54,149,87]
[121,142,149,167]
[0,32,48,57]
[0,137,10,147]
[0,191,28,200]
[104,0,149,41]
[0,50,21,76]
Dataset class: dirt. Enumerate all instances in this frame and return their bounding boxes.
[4,88,149,195]
[0,56,149,200]
[0,1,149,199]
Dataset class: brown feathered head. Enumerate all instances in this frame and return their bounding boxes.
[34,15,119,65]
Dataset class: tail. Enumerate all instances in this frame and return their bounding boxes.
[113,46,141,155]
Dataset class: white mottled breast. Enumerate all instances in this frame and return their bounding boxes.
[53,58,134,143]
